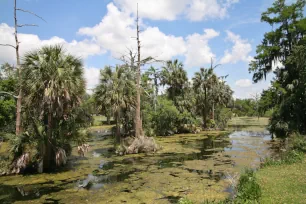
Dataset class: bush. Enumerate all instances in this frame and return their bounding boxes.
[215,108,232,130]
[236,169,261,202]
[152,98,180,136]
[291,134,306,153]
[262,149,304,167]
[206,119,216,129]
[262,135,306,167]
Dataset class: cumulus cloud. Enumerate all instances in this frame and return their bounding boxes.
[0,23,103,65]
[78,3,189,61]
[235,79,252,87]
[186,0,239,21]
[84,67,101,92]
[114,0,187,21]
[233,79,270,99]
[185,29,219,67]
[113,0,239,21]
[220,31,252,64]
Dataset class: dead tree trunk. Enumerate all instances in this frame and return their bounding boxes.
[14,0,22,135]
[122,4,160,154]
[135,4,143,138]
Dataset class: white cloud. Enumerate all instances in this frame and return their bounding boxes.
[220,31,252,64]
[186,0,239,21]
[185,29,219,67]
[141,27,186,60]
[0,23,103,65]
[113,0,239,21]
[79,4,220,66]
[114,0,187,21]
[235,79,252,87]
[78,3,188,61]
[78,3,135,58]
[233,79,271,99]
[84,67,101,92]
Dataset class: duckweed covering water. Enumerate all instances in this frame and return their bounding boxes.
[0,128,278,203]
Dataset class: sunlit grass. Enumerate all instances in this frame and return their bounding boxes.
[88,125,114,131]
[228,117,269,126]
[0,142,9,155]
[257,157,306,203]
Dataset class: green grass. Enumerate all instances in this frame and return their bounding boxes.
[257,158,306,204]
[0,142,9,155]
[228,117,269,127]
[88,125,114,131]
[92,115,114,126]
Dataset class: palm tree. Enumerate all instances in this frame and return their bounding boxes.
[192,67,214,128]
[211,80,233,120]
[94,65,135,143]
[22,45,85,171]
[146,66,160,111]
[161,59,188,107]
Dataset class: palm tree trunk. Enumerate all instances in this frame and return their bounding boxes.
[44,106,53,171]
[115,111,121,143]
[203,88,208,128]
[212,102,215,121]
[203,111,207,128]
[107,116,110,125]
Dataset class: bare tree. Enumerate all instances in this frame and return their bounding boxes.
[135,4,143,138]
[251,93,260,119]
[0,0,45,135]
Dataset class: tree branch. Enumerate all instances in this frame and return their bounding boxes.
[0,44,16,49]
[0,91,18,99]
[16,8,47,22]
[17,24,38,27]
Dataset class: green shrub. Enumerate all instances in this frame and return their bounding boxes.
[291,135,306,153]
[152,98,180,136]
[236,169,261,202]
[206,119,216,128]
[262,150,304,167]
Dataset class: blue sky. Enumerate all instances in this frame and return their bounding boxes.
[0,0,286,98]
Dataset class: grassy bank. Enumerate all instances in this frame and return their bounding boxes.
[257,158,306,203]
[228,117,269,127]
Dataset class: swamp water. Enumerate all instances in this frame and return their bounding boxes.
[0,128,278,204]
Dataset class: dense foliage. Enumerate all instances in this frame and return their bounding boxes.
[5,45,91,173]
[250,0,306,137]
[94,59,233,140]
[0,63,17,135]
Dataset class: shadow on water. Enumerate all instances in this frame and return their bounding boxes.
[79,170,137,190]
[155,135,232,169]
[0,184,64,204]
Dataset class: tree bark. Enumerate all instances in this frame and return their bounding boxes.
[14,0,22,135]
[135,4,143,138]
[212,102,215,121]
[43,108,53,171]
[107,116,110,125]
[115,111,121,144]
